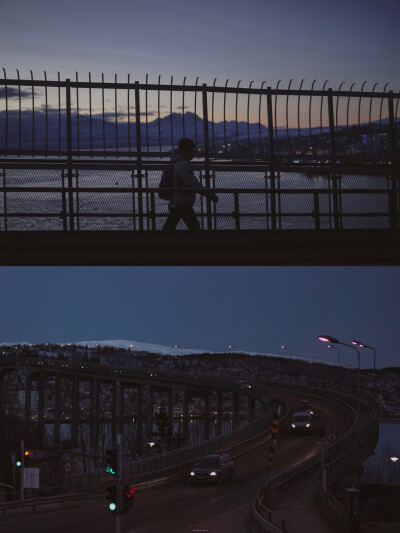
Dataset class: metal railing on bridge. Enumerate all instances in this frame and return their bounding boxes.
[1,72,399,233]
[0,71,399,161]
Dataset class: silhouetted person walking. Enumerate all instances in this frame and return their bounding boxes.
[162,138,218,230]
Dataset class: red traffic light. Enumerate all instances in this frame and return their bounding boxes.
[24,450,31,457]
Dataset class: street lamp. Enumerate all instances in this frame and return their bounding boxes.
[148,441,155,471]
[327,344,341,366]
[281,345,293,358]
[351,340,376,374]
[318,335,361,480]
[174,345,183,356]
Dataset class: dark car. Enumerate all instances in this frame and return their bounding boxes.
[190,454,234,485]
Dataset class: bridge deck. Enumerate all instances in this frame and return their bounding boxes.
[1,229,399,265]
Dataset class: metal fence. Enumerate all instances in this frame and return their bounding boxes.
[1,166,399,231]
[1,73,399,233]
[0,72,399,161]
[250,385,379,532]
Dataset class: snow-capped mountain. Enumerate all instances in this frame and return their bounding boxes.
[68,339,209,356]
[0,338,280,357]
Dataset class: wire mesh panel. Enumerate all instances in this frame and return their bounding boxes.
[0,165,398,231]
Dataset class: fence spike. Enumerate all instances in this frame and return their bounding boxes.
[235,80,242,151]
[309,80,317,137]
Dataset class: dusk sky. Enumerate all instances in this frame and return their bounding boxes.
[0,267,399,369]
[1,4,399,371]
[1,0,399,90]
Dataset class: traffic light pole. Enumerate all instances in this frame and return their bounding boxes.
[116,432,122,533]
[20,440,24,501]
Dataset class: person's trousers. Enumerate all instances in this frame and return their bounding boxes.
[162,205,201,230]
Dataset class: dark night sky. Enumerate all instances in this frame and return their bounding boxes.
[1,4,399,370]
[0,267,399,369]
[1,0,399,89]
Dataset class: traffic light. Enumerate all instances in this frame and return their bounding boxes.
[105,449,117,476]
[122,485,135,512]
[105,484,118,512]
[15,450,22,468]
[24,450,31,465]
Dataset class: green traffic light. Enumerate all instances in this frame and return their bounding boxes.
[109,502,116,511]
[16,460,22,467]
[106,466,116,475]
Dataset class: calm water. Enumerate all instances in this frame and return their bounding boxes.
[0,170,392,231]
[363,421,400,483]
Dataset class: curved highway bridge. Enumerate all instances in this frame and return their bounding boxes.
[0,358,378,532]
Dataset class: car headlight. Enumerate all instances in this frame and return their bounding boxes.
[291,424,296,428]
[306,423,310,427]
[210,472,217,476]
[190,472,195,476]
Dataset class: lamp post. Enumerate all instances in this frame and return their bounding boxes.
[351,340,376,374]
[327,344,341,366]
[281,345,293,358]
[318,335,361,483]
[390,457,399,520]
[148,441,155,471]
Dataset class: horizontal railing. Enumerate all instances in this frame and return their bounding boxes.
[250,384,379,532]
[1,165,399,232]
[1,72,399,162]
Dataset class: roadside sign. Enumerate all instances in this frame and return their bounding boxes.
[24,467,39,488]
[327,432,337,443]
[63,461,72,473]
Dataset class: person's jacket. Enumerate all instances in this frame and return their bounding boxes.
[169,150,216,207]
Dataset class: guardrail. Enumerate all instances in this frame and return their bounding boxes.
[1,73,399,162]
[0,397,289,516]
[250,384,379,533]
[1,173,399,232]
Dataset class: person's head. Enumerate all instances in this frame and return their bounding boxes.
[178,138,196,160]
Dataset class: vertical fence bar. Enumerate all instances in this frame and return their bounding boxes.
[202,84,212,230]
[66,79,74,231]
[267,87,276,230]
[44,71,48,157]
[76,72,80,157]
[328,88,340,230]
[235,81,241,154]
[258,82,266,157]
[182,77,186,139]
[101,73,106,157]
[16,70,21,155]
[135,81,144,230]
[2,70,8,156]
[144,74,148,157]
[328,89,336,162]
[194,77,199,148]
[170,76,174,152]
[128,74,132,156]
[89,73,93,157]
[30,70,35,155]
[115,74,119,157]
[247,81,254,149]
[388,91,396,160]
[285,79,293,155]
[223,79,229,151]
[313,191,320,230]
